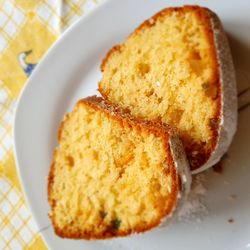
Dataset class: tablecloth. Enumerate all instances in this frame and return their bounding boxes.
[0,1,100,249]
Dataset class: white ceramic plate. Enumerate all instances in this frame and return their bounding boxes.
[14,0,250,249]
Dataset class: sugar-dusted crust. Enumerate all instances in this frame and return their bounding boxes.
[157,134,191,229]
[192,9,237,174]
[99,6,237,173]
[48,96,191,239]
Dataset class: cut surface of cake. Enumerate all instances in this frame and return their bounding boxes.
[48,96,190,239]
[99,6,237,173]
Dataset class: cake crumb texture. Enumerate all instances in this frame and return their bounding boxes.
[99,6,221,171]
[48,96,181,239]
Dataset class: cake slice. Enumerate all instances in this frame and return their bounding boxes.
[99,6,237,173]
[48,96,191,239]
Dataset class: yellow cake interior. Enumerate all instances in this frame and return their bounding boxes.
[99,9,219,156]
[50,101,176,236]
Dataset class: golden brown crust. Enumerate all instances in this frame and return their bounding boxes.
[48,96,180,239]
[100,45,122,72]
[185,6,221,170]
[82,96,177,136]
[47,161,55,206]
[99,5,222,171]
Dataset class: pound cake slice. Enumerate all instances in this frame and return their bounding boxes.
[99,6,237,173]
[48,96,191,239]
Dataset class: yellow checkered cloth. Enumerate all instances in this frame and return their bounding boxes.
[0,1,99,249]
